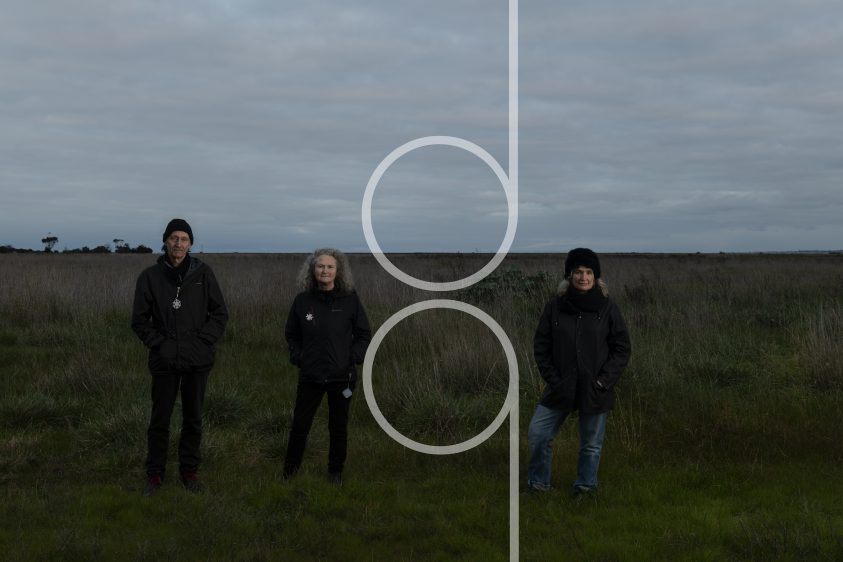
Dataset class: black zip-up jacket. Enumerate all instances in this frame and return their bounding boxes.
[285,289,371,385]
[534,294,631,413]
[131,255,228,375]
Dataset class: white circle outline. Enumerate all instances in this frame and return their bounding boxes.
[362,299,518,455]
[361,136,518,291]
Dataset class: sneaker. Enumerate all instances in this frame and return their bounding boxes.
[522,484,551,495]
[180,471,204,493]
[142,474,163,497]
[328,472,343,486]
[571,485,597,500]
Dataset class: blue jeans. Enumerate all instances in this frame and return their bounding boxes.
[527,404,607,490]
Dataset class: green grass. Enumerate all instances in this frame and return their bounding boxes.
[1,252,842,560]
[522,461,843,561]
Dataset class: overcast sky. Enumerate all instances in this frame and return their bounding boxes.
[1,0,841,253]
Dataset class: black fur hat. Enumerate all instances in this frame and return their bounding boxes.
[564,248,601,279]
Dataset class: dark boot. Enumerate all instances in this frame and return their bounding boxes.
[142,474,163,497]
[180,471,204,493]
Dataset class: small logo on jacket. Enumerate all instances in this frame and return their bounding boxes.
[306,313,314,321]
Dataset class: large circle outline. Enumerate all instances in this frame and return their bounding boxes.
[361,136,518,291]
[362,299,519,455]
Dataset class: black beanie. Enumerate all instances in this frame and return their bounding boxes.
[163,218,194,244]
[564,248,601,279]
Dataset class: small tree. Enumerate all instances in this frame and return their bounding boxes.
[41,234,58,252]
[113,238,131,254]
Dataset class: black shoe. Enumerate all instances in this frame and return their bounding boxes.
[180,471,204,493]
[328,472,342,486]
[142,474,163,497]
[282,466,298,480]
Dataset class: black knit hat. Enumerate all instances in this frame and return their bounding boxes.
[163,218,193,244]
[564,248,601,279]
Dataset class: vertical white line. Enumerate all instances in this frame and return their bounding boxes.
[509,2,519,561]
[510,0,519,196]
[510,399,520,561]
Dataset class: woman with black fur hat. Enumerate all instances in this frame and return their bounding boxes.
[526,248,631,497]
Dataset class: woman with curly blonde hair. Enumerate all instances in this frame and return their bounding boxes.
[283,248,371,485]
[294,248,356,294]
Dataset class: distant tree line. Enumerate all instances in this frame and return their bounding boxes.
[0,245,37,254]
[0,235,154,254]
[62,244,153,254]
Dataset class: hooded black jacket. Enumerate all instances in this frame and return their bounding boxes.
[534,292,631,414]
[285,289,371,385]
[131,255,228,375]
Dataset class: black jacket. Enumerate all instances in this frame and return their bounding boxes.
[131,255,228,375]
[285,289,371,384]
[533,293,631,413]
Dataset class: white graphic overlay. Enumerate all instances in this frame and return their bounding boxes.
[361,1,519,560]
[362,300,518,455]
[361,136,517,292]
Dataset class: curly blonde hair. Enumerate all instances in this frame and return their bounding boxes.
[296,248,355,294]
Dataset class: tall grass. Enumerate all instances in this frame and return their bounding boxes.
[1,251,842,559]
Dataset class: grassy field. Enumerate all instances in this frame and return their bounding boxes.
[1,251,842,561]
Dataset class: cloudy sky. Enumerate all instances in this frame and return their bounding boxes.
[1,0,841,253]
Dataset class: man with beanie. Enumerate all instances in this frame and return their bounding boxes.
[131,218,228,496]
[526,248,631,498]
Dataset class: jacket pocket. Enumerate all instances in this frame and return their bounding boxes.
[148,339,177,373]
[148,352,171,373]
[178,334,215,369]
[582,377,613,413]
[290,348,302,366]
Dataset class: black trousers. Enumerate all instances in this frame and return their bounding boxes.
[284,380,352,475]
[146,370,209,477]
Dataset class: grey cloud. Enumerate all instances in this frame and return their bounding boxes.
[1,1,841,252]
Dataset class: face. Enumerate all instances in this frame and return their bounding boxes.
[165,231,192,265]
[313,254,338,290]
[570,266,595,292]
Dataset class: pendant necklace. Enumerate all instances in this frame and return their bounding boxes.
[172,286,182,310]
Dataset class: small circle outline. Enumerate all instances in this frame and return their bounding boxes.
[361,136,518,292]
[362,299,519,455]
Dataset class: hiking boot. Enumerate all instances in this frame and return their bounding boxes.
[142,474,163,497]
[180,471,204,493]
